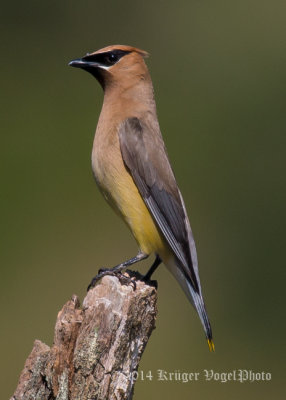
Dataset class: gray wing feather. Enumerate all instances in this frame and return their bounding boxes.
[119,117,201,293]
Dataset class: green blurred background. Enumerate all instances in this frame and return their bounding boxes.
[1,1,285,399]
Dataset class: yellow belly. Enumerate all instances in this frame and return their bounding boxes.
[101,167,167,256]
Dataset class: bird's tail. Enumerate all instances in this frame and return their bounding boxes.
[186,279,215,352]
[164,256,214,352]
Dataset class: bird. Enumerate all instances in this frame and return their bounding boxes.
[69,45,214,351]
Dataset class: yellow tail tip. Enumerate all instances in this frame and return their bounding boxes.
[207,339,215,352]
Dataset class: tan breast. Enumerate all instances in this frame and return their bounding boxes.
[91,119,168,257]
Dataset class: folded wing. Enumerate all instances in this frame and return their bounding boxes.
[119,117,201,294]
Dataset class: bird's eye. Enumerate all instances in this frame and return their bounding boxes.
[106,52,119,65]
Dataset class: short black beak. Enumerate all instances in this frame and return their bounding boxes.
[69,58,87,68]
[69,55,104,85]
[68,58,100,70]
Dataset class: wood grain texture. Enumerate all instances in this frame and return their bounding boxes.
[11,272,157,400]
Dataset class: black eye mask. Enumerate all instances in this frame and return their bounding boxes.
[82,50,131,67]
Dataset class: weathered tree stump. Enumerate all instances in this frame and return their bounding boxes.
[11,272,157,400]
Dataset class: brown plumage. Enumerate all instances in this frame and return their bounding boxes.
[69,45,214,351]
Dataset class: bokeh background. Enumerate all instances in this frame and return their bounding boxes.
[1,1,285,399]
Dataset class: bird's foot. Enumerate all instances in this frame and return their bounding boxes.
[140,255,160,289]
[141,274,158,289]
[87,268,136,291]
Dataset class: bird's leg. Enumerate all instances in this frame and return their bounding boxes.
[143,255,161,284]
[87,252,148,291]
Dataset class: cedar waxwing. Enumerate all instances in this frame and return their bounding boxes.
[69,45,214,351]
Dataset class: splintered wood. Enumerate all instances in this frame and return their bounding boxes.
[11,274,157,400]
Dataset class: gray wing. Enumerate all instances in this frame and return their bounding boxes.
[119,117,201,293]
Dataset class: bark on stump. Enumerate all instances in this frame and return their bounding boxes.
[11,272,157,400]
